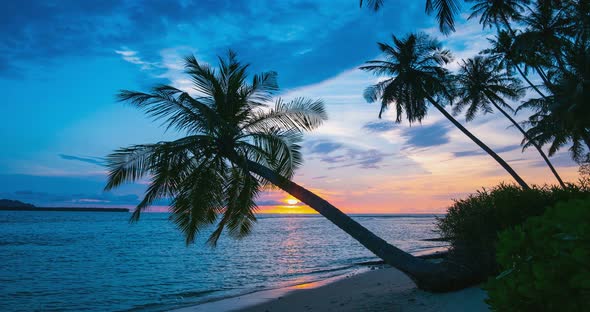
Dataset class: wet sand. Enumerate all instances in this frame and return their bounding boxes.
[172,267,489,312]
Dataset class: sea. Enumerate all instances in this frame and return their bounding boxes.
[0,211,446,312]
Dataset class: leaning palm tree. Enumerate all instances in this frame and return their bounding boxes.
[105,51,470,292]
[361,33,530,189]
[482,31,548,99]
[454,56,565,187]
[467,0,555,89]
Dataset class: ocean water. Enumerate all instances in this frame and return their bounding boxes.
[0,211,446,312]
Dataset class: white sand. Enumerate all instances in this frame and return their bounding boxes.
[171,267,490,312]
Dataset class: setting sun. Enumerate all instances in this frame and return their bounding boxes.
[286,199,299,205]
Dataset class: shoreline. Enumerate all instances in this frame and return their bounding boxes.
[169,268,370,312]
[168,248,490,312]
[170,266,489,312]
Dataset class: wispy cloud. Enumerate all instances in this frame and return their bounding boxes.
[59,154,105,166]
[400,122,451,149]
[363,120,397,133]
[305,139,395,169]
[114,49,158,70]
[453,145,521,158]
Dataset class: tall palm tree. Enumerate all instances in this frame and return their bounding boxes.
[466,0,557,91]
[482,31,548,99]
[454,56,566,187]
[360,0,462,35]
[105,51,471,292]
[361,33,530,189]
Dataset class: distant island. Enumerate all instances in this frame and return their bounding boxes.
[0,199,129,212]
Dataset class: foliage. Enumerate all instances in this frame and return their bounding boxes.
[437,183,590,278]
[362,32,530,189]
[452,56,523,122]
[485,198,590,311]
[360,0,590,165]
[360,32,452,121]
[105,51,327,245]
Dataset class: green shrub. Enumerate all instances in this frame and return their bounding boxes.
[485,198,590,311]
[436,183,590,279]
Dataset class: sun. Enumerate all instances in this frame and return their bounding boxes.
[286,199,299,205]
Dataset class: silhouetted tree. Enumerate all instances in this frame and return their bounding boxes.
[361,33,530,189]
[105,51,474,292]
[454,56,565,187]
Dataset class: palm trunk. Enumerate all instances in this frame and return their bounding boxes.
[245,159,477,292]
[583,132,590,152]
[425,95,530,189]
[485,96,566,188]
[514,64,547,99]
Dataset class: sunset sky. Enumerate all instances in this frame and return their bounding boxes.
[0,0,581,214]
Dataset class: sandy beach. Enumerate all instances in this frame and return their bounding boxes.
[173,267,489,312]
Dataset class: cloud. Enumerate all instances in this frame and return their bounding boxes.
[400,122,451,148]
[0,0,429,89]
[256,199,286,206]
[59,154,105,166]
[453,144,521,158]
[307,141,344,154]
[306,139,393,169]
[363,121,397,133]
[114,49,157,70]
[530,152,579,168]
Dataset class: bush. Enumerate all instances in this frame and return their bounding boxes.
[436,183,590,279]
[485,198,590,311]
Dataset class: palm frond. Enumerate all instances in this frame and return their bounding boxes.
[242,97,327,133]
[244,129,303,179]
[169,157,226,245]
[104,144,160,191]
[359,0,384,11]
[426,0,461,35]
[207,167,259,246]
[118,86,209,133]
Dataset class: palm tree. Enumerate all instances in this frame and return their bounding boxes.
[454,56,565,187]
[466,0,558,92]
[466,0,530,31]
[105,51,472,292]
[515,0,570,71]
[361,33,530,189]
[522,108,590,163]
[482,31,548,99]
[359,0,462,35]
[520,43,590,159]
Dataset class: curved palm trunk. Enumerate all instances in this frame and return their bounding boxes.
[514,64,547,99]
[501,14,552,95]
[246,159,477,292]
[485,96,566,188]
[425,95,530,189]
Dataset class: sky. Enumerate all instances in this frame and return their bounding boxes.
[0,0,582,214]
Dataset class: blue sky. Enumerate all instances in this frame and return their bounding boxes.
[0,0,581,212]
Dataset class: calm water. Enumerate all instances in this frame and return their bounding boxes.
[0,212,445,312]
